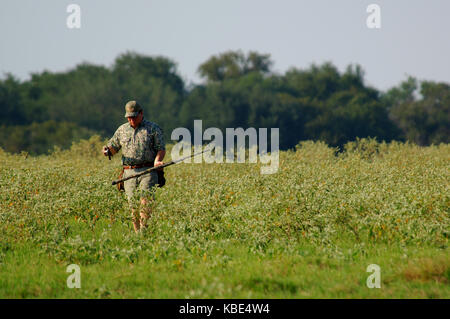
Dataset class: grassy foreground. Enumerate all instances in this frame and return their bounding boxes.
[0,137,448,298]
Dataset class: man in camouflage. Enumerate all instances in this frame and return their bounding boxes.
[102,101,166,233]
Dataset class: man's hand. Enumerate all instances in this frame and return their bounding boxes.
[154,150,166,169]
[102,146,111,157]
[154,160,164,167]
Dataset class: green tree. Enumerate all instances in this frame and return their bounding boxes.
[198,50,272,82]
[387,79,450,145]
[0,121,94,154]
[112,52,185,136]
[0,74,26,125]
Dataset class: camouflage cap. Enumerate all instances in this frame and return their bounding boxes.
[124,101,143,118]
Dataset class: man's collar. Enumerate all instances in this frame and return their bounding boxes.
[128,117,146,130]
[138,117,146,128]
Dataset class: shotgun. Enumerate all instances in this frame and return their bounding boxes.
[111,149,208,186]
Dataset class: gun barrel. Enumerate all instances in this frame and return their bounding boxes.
[111,161,175,185]
[111,149,209,185]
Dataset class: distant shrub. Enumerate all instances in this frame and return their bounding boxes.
[0,121,95,155]
[67,135,106,158]
[342,137,383,160]
[295,140,337,161]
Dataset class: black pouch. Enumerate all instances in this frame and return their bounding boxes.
[157,168,165,187]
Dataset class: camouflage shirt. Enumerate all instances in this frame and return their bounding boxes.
[107,119,165,166]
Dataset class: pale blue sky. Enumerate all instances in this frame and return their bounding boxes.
[1,0,449,90]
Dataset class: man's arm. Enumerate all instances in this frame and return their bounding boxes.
[103,128,122,157]
[153,124,166,167]
[154,150,166,167]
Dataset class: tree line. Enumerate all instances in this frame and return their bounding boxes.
[0,51,448,154]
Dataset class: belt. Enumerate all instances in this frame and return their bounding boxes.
[123,162,154,170]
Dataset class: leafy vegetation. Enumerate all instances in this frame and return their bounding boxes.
[1,51,448,155]
[0,137,448,298]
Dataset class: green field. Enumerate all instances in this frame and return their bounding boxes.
[0,137,448,298]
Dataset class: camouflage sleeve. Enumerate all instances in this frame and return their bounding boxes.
[107,128,122,152]
[153,124,166,152]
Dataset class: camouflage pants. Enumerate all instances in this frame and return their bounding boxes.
[122,167,158,206]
